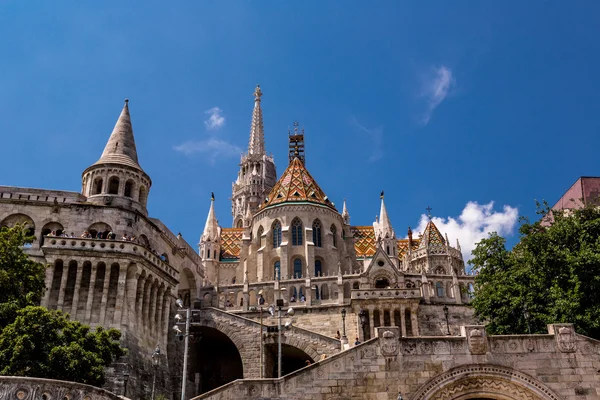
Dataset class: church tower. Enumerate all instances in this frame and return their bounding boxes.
[81,99,152,215]
[200,193,221,285]
[231,85,277,227]
[373,191,399,265]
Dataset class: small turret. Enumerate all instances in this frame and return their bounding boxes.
[199,193,221,285]
[342,198,350,224]
[373,191,398,262]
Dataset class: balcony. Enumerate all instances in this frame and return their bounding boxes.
[351,287,422,300]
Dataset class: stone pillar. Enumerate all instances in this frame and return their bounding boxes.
[112,264,128,327]
[41,262,56,308]
[141,278,152,334]
[56,262,70,311]
[421,273,430,303]
[305,226,315,277]
[99,265,112,326]
[161,291,171,350]
[154,287,165,339]
[148,283,158,336]
[70,260,84,318]
[411,304,419,336]
[452,275,462,305]
[135,274,147,329]
[84,264,98,323]
[368,306,375,339]
[399,305,407,337]
[257,248,264,282]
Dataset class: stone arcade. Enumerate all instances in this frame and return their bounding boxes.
[0,87,599,400]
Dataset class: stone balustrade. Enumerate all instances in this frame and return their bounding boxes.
[351,287,422,300]
[43,237,178,280]
[0,376,123,400]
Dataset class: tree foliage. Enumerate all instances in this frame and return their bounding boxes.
[0,306,126,386]
[0,224,46,327]
[470,204,600,339]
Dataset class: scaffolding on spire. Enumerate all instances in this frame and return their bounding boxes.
[288,121,305,164]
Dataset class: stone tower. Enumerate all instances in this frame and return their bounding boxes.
[81,99,152,215]
[200,193,221,285]
[373,191,398,265]
[231,85,277,227]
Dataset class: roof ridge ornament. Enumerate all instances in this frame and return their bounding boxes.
[288,121,305,164]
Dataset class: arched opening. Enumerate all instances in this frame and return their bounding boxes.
[314,259,322,277]
[272,220,282,248]
[138,234,150,248]
[291,218,303,246]
[265,343,314,378]
[236,219,243,228]
[373,309,381,329]
[312,219,322,247]
[138,186,148,206]
[188,327,244,396]
[1,213,36,241]
[320,284,329,300]
[274,261,281,281]
[436,281,445,297]
[405,308,412,336]
[93,177,103,195]
[179,268,197,306]
[343,282,351,298]
[257,226,264,248]
[40,221,64,245]
[383,310,391,326]
[48,260,64,310]
[330,224,337,247]
[108,176,120,195]
[293,258,302,278]
[352,282,360,290]
[87,222,112,240]
[124,180,134,198]
[375,277,390,288]
[160,253,169,263]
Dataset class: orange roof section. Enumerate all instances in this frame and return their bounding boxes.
[353,226,376,257]
[260,157,337,211]
[418,220,446,254]
[220,228,244,260]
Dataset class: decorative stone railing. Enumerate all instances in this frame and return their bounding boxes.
[409,246,463,260]
[0,376,123,400]
[351,287,422,300]
[42,237,178,280]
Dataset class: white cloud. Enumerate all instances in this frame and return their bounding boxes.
[420,65,454,125]
[174,138,242,163]
[351,117,383,162]
[204,107,225,130]
[412,201,518,264]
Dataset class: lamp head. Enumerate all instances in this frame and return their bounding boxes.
[172,325,182,334]
[268,306,275,316]
[284,320,293,329]
[287,307,295,316]
[174,313,182,321]
[176,299,184,308]
[341,308,346,317]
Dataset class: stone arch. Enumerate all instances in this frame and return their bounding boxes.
[263,334,320,361]
[92,176,103,194]
[124,179,135,198]
[372,270,394,288]
[87,222,113,239]
[108,175,120,195]
[257,225,264,247]
[412,364,562,400]
[195,318,249,375]
[179,267,196,306]
[1,213,35,236]
[290,255,305,279]
[320,283,329,300]
[138,234,150,248]
[291,217,303,246]
[40,221,64,245]
[343,282,351,298]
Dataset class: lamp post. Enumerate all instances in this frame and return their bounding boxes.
[151,344,161,400]
[443,305,450,335]
[173,298,191,400]
[269,299,295,378]
[358,309,367,340]
[122,371,129,398]
[341,308,347,341]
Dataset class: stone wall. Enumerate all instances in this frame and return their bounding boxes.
[192,324,600,400]
[0,376,123,400]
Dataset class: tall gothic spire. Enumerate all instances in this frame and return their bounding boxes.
[342,198,350,224]
[95,99,142,170]
[201,193,220,242]
[376,191,394,238]
[248,85,265,155]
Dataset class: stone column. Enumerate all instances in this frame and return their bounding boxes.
[84,264,98,323]
[41,262,56,308]
[452,276,462,305]
[154,287,165,339]
[368,306,375,339]
[141,278,152,334]
[56,262,70,311]
[257,248,264,282]
[148,283,158,336]
[99,265,112,326]
[112,264,128,327]
[411,304,420,336]
[70,260,84,318]
[399,305,407,337]
[135,274,146,329]
[161,291,171,350]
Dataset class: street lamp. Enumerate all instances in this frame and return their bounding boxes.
[173,298,191,400]
[122,371,129,398]
[358,309,368,340]
[341,308,347,341]
[151,344,161,400]
[270,299,295,378]
[443,305,450,335]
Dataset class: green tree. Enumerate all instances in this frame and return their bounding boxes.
[0,224,46,328]
[0,306,126,386]
[470,204,600,339]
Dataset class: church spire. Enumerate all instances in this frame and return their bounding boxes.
[342,198,350,224]
[201,192,220,242]
[95,99,142,170]
[248,85,265,155]
[375,191,394,238]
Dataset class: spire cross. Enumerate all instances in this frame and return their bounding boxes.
[426,206,432,220]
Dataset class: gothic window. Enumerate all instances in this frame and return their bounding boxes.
[291,218,303,246]
[272,220,282,248]
[330,224,337,247]
[315,259,322,277]
[207,249,210,259]
[436,281,445,297]
[108,176,120,195]
[405,280,414,288]
[312,219,322,247]
[274,261,281,280]
[386,245,390,255]
[124,180,134,198]
[293,258,302,278]
[434,266,446,275]
[236,219,243,228]
[257,226,264,247]
[352,282,359,290]
[93,177,103,195]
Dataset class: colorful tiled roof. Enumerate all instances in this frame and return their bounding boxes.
[418,221,446,254]
[397,238,420,257]
[353,226,376,257]
[260,157,337,211]
[220,228,243,260]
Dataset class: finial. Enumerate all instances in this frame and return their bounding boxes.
[253,85,262,101]
[211,192,215,201]
[380,190,384,199]
[124,98,129,104]
[426,205,432,220]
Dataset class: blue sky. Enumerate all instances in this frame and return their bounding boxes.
[1,1,599,260]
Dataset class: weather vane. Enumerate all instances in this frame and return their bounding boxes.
[426,205,432,220]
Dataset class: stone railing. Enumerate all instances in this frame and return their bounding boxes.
[0,186,86,204]
[0,376,123,400]
[42,237,178,280]
[351,287,422,300]
[409,247,463,260]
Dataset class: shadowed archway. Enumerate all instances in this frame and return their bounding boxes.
[264,343,314,378]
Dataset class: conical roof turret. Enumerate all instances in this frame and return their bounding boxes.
[418,220,446,254]
[201,192,221,242]
[342,198,350,224]
[374,191,394,239]
[94,99,143,170]
[248,85,265,156]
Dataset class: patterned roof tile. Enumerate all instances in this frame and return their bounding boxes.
[418,221,446,254]
[220,228,244,260]
[353,226,376,257]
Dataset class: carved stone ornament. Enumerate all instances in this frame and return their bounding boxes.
[380,330,399,356]
[467,327,487,355]
[556,325,576,353]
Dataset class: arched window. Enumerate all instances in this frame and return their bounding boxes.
[312,220,322,247]
[434,266,446,275]
[236,219,243,228]
[315,259,322,277]
[386,245,390,255]
[436,282,445,297]
[108,176,120,195]
[293,258,302,278]
[352,282,359,290]
[330,224,337,247]
[93,177,103,195]
[291,218,303,246]
[207,249,211,259]
[274,261,281,280]
[257,226,264,247]
[272,220,282,248]
[124,180,134,198]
